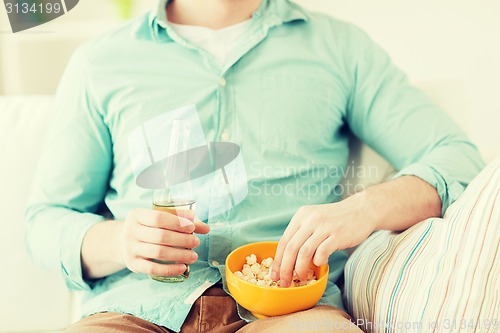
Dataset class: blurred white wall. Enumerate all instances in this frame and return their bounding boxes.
[0,0,153,94]
[0,0,498,158]
[294,0,500,160]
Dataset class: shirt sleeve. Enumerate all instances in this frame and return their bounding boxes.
[25,46,112,291]
[344,26,485,215]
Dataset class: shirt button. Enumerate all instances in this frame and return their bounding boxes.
[211,261,220,266]
[219,77,227,87]
[221,130,230,141]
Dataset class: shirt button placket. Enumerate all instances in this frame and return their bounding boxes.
[216,75,234,143]
[208,74,234,265]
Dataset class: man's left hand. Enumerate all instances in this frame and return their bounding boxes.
[271,198,376,287]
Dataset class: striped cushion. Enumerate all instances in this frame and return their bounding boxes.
[344,156,500,332]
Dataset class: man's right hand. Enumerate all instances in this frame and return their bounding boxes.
[121,208,210,277]
[81,209,210,280]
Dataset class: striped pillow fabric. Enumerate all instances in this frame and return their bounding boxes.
[344,157,500,333]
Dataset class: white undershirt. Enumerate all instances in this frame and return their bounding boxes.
[169,19,252,66]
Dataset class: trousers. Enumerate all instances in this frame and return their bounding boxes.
[65,285,362,333]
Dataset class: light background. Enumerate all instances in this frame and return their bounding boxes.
[0,0,498,159]
[0,2,498,331]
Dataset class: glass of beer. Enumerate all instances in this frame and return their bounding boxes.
[150,119,194,283]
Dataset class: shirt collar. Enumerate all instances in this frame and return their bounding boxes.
[147,0,308,41]
[150,0,168,29]
[253,0,309,24]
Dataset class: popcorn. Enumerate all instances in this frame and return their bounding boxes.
[261,257,273,268]
[242,266,253,277]
[246,254,257,265]
[250,263,261,275]
[234,253,317,288]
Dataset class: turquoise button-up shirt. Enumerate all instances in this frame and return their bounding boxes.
[26,0,484,331]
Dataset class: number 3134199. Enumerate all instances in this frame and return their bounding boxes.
[5,2,62,14]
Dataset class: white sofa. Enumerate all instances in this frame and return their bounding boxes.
[0,84,496,332]
[0,96,75,333]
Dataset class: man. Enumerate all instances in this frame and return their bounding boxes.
[26,0,484,332]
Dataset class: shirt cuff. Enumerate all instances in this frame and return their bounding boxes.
[59,213,104,291]
[392,163,465,216]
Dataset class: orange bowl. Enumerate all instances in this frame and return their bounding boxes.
[226,241,329,318]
